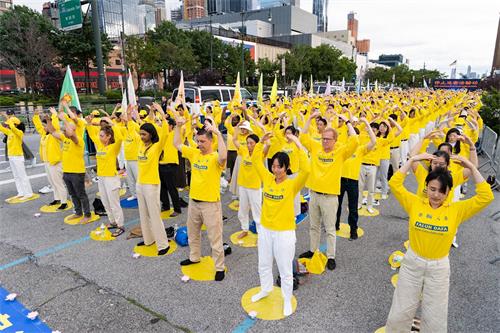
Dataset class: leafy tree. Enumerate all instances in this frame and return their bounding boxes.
[256,58,279,85]
[365,65,445,87]
[0,5,57,95]
[52,16,113,94]
[480,88,500,134]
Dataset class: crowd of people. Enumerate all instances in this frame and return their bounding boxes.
[0,88,494,331]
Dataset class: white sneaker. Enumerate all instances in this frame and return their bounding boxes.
[373,200,380,206]
[39,185,53,194]
[31,158,36,167]
[367,207,375,214]
[126,195,136,201]
[375,188,382,193]
[362,198,367,205]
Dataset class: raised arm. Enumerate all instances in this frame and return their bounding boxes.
[205,117,227,167]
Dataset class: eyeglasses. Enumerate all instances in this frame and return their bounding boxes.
[322,137,335,141]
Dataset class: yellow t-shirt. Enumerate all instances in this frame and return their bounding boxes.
[137,122,169,185]
[160,131,179,165]
[87,126,123,177]
[60,133,85,173]
[236,146,261,189]
[182,145,225,202]
[251,143,310,231]
[389,171,493,259]
[303,135,359,194]
[123,121,140,161]
[0,122,23,156]
[33,114,62,165]
[342,144,370,180]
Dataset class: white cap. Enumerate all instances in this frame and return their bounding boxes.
[239,121,253,132]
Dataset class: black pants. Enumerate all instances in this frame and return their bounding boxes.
[63,172,91,217]
[159,164,181,213]
[227,150,237,178]
[336,177,359,232]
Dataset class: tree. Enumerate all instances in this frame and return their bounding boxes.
[256,58,279,85]
[0,5,57,95]
[52,16,113,94]
[365,65,445,87]
[480,88,500,135]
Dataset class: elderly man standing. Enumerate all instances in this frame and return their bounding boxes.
[174,116,228,281]
[299,112,358,270]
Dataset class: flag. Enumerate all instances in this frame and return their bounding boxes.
[233,72,242,105]
[270,75,278,104]
[374,80,379,92]
[392,73,395,83]
[423,78,429,89]
[355,78,361,94]
[59,66,81,111]
[324,76,331,96]
[341,77,345,92]
[127,69,137,107]
[449,60,457,67]
[257,73,263,105]
[121,88,128,116]
[366,79,370,92]
[295,74,302,95]
[309,74,314,95]
[177,70,185,104]
[389,83,394,91]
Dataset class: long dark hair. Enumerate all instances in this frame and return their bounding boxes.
[100,125,115,145]
[377,121,390,138]
[140,123,159,144]
[445,128,461,155]
[271,152,292,175]
[425,168,453,194]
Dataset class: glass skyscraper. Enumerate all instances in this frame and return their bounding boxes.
[312,0,327,32]
[98,0,156,38]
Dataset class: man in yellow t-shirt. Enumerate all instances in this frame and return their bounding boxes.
[174,117,228,281]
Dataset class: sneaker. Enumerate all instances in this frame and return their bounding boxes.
[367,207,375,214]
[375,188,382,193]
[362,198,367,205]
[39,185,53,194]
[327,258,336,270]
[31,158,36,167]
[126,195,136,201]
[48,200,61,206]
[299,250,314,259]
[373,200,380,206]
[215,270,225,281]
[157,246,170,256]
[57,203,68,210]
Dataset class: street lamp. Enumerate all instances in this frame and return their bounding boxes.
[240,9,272,86]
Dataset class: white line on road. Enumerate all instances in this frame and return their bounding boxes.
[0,172,47,186]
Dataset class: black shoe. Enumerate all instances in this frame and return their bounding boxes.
[48,200,61,206]
[179,198,188,207]
[161,207,170,212]
[215,270,225,281]
[223,215,228,221]
[335,225,340,231]
[349,230,358,240]
[327,258,336,270]
[157,247,170,256]
[57,203,68,210]
[137,241,146,246]
[223,243,232,256]
[180,259,200,266]
[299,250,314,259]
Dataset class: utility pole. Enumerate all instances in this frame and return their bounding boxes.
[120,0,128,100]
[90,0,106,95]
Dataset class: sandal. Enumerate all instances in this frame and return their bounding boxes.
[106,223,119,230]
[111,227,125,237]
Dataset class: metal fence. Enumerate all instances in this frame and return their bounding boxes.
[478,125,500,190]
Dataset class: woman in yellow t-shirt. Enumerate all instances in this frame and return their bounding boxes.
[249,132,310,317]
[385,154,493,333]
[0,112,34,199]
[86,115,126,237]
[135,103,170,255]
[232,126,261,239]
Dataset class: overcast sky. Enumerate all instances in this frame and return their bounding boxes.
[15,0,499,76]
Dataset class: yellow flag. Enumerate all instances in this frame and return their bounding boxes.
[257,73,263,105]
[270,75,278,104]
[233,72,242,105]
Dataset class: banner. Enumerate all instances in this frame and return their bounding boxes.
[432,79,480,91]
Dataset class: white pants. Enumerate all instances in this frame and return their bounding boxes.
[98,176,124,227]
[257,225,296,303]
[358,164,377,208]
[126,160,138,196]
[229,155,241,197]
[238,186,262,231]
[399,140,409,165]
[45,162,68,203]
[136,183,169,250]
[390,147,401,173]
[386,247,450,333]
[377,159,390,195]
[118,146,125,170]
[9,156,33,196]
[408,134,420,152]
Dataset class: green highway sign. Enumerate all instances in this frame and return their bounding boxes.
[58,0,83,31]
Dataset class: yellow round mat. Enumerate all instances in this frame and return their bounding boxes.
[391,273,399,287]
[96,188,126,198]
[358,207,380,217]
[388,250,405,269]
[161,209,174,219]
[89,225,116,241]
[180,256,226,281]
[230,231,258,247]
[133,241,177,257]
[241,286,297,320]
[336,223,364,239]
[64,212,101,225]
[5,194,40,204]
[362,191,382,200]
[228,200,239,211]
[403,240,409,250]
[40,201,73,213]
[374,327,386,333]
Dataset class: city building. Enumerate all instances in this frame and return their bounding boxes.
[0,0,12,14]
[372,54,406,67]
[347,12,358,39]
[154,0,167,25]
[356,39,370,55]
[171,7,183,21]
[98,0,156,39]
[183,0,205,20]
[312,0,327,32]
[42,2,60,29]
[207,0,248,14]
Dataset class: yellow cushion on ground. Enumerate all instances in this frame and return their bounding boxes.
[40,201,73,213]
[160,209,174,219]
[298,250,327,275]
[241,286,297,321]
[64,212,100,225]
[374,327,386,333]
[90,225,116,241]
[5,194,40,204]
[180,256,226,281]
[336,223,364,238]
[391,273,399,287]
[388,250,405,269]
[228,200,239,211]
[133,241,177,257]
[404,240,409,250]
[230,231,258,248]
[362,191,382,200]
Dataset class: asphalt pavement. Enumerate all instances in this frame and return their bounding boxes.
[0,134,498,333]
